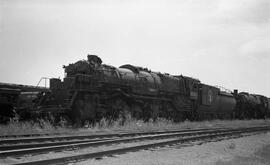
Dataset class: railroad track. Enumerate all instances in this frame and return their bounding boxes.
[0,127,228,154]
[0,125,269,165]
[0,127,219,143]
[0,125,265,145]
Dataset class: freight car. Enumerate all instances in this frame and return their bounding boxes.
[0,82,48,122]
[0,87,20,122]
[28,55,242,124]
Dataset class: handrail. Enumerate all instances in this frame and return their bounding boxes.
[36,77,50,88]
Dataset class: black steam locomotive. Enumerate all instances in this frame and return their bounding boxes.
[1,55,270,123]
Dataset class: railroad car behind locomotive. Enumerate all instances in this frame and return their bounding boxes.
[0,83,48,122]
[234,91,269,119]
[0,88,20,122]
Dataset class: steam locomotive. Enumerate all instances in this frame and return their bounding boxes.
[1,55,270,123]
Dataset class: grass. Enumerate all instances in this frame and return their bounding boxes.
[85,118,270,133]
[0,119,71,136]
[1,118,270,136]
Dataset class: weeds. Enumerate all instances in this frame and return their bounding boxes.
[87,117,270,133]
[1,117,270,136]
[0,119,70,136]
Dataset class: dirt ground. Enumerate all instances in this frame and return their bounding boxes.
[75,132,270,165]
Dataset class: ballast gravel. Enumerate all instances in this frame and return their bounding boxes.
[76,132,270,165]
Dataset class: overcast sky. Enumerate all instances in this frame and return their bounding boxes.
[0,0,269,96]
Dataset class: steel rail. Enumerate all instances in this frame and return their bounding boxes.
[1,126,269,157]
[0,129,227,157]
[0,138,114,151]
[0,128,227,151]
[0,127,223,145]
[1,125,268,145]
[11,126,270,165]
[0,133,64,139]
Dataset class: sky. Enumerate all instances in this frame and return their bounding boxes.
[0,0,270,96]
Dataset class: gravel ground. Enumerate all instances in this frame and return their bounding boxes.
[75,132,270,165]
